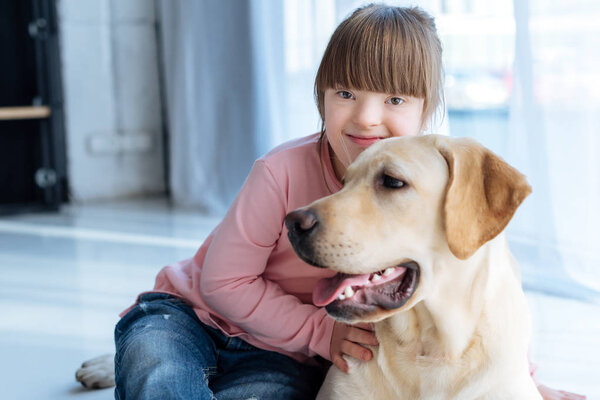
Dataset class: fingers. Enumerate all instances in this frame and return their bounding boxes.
[353,322,375,331]
[538,385,587,400]
[560,392,586,400]
[341,338,372,362]
[330,322,378,374]
[554,392,586,400]
[332,354,349,374]
[332,340,370,374]
[346,325,379,346]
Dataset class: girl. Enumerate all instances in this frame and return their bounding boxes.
[114,4,584,400]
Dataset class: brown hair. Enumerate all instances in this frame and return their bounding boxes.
[314,4,444,131]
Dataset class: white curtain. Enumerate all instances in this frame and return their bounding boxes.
[506,0,600,297]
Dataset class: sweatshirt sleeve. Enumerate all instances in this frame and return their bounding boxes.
[198,159,335,360]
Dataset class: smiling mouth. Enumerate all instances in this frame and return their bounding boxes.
[346,135,384,147]
[312,262,420,317]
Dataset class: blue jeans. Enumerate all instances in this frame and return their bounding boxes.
[114,293,327,400]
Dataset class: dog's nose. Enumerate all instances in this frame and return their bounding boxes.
[285,209,319,238]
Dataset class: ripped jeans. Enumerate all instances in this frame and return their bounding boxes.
[114,293,326,400]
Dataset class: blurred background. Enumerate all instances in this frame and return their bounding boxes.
[0,0,598,399]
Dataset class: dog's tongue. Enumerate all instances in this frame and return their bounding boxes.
[313,272,372,306]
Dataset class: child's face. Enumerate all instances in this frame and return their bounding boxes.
[323,88,425,180]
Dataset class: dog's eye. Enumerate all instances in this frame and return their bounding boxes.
[382,174,406,189]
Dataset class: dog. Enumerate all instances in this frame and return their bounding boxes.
[77,134,540,398]
[285,134,541,399]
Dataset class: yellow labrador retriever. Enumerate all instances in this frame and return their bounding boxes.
[285,134,541,399]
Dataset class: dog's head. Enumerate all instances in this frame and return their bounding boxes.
[285,134,531,323]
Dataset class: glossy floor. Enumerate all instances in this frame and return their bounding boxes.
[0,198,597,399]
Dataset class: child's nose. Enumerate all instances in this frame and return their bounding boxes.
[352,99,383,129]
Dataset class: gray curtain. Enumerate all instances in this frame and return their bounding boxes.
[157,0,284,215]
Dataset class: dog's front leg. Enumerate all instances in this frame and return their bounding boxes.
[316,360,380,400]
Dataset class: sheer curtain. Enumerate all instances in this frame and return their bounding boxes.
[507,0,600,297]
[157,0,285,215]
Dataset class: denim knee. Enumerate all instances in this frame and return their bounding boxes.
[114,294,217,400]
[113,294,326,400]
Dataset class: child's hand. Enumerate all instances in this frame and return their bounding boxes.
[330,321,379,373]
[537,384,586,400]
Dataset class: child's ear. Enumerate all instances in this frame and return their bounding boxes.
[434,136,532,260]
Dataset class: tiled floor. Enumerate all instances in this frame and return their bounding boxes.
[0,198,598,399]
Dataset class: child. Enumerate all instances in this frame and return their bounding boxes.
[114,4,585,400]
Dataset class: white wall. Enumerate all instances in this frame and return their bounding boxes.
[57,0,165,201]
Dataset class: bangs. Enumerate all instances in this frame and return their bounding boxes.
[320,8,427,97]
[315,5,442,124]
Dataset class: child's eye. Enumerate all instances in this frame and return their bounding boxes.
[337,90,354,100]
[387,97,405,105]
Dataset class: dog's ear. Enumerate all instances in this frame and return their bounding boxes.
[434,136,532,260]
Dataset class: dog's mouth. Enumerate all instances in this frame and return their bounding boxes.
[313,262,420,313]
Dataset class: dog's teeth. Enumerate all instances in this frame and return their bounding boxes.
[344,287,355,298]
[383,267,395,276]
[338,293,346,300]
[371,274,382,282]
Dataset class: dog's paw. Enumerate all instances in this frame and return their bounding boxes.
[75,353,115,389]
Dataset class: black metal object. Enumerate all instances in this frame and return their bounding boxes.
[0,0,66,214]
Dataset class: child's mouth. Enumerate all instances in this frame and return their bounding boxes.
[346,134,384,147]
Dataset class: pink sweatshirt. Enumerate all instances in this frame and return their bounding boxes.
[143,133,341,363]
